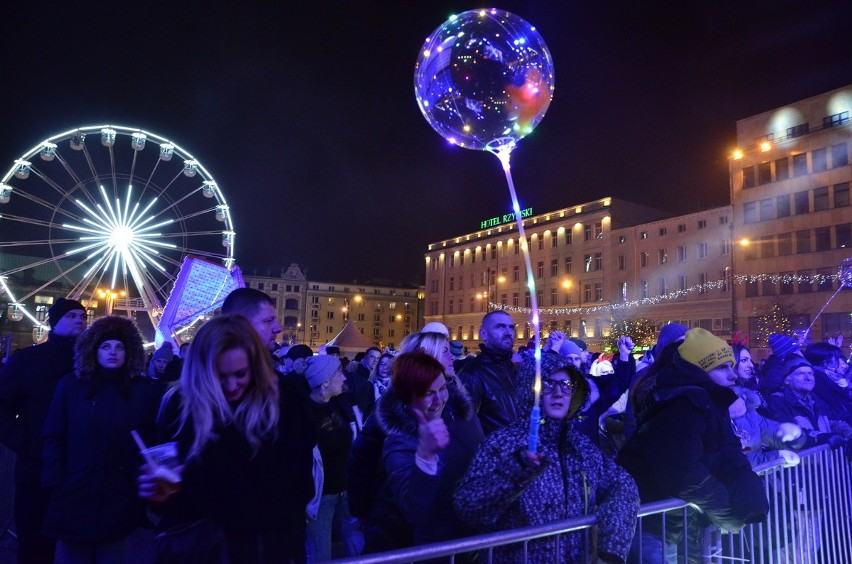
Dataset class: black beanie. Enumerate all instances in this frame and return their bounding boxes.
[48,298,85,329]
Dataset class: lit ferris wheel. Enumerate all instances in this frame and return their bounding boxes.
[0,125,236,338]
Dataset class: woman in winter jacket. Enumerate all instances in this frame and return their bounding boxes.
[367,350,484,551]
[617,328,768,563]
[454,352,639,563]
[41,315,161,562]
[729,386,805,467]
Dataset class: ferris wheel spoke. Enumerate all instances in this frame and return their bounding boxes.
[0,213,64,229]
[0,238,85,248]
[53,151,98,207]
[14,258,90,303]
[27,164,83,205]
[8,188,86,224]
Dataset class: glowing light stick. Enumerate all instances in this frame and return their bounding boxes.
[415,9,555,452]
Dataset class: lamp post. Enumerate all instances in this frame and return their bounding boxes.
[96,288,126,316]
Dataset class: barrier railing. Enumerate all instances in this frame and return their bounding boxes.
[335,445,852,563]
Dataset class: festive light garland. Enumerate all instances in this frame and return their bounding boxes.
[491,273,845,316]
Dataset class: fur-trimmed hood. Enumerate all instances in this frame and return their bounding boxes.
[515,350,590,420]
[375,377,475,438]
[74,315,146,379]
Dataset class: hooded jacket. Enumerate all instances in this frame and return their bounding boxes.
[458,343,518,436]
[617,352,768,548]
[41,316,162,542]
[367,378,484,550]
[454,354,639,563]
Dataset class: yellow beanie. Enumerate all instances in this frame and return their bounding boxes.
[678,328,735,372]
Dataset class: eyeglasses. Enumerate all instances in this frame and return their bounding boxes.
[541,378,575,395]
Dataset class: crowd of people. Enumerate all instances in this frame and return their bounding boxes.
[1,289,850,563]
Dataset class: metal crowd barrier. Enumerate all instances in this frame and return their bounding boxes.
[335,444,851,563]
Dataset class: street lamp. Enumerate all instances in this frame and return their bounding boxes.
[96,288,126,315]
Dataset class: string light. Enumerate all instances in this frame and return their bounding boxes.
[491,273,844,317]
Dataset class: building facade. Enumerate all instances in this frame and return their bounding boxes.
[730,84,852,346]
[243,263,424,350]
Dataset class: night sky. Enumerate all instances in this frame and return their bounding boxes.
[2,1,852,286]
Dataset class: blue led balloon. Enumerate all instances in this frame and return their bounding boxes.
[414,9,555,153]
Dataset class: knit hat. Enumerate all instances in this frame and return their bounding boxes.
[678,328,736,372]
[152,344,174,363]
[560,339,583,357]
[305,355,341,389]
[568,337,587,351]
[449,340,464,357]
[48,298,85,329]
[768,333,800,358]
[654,323,689,356]
[96,329,128,349]
[589,359,614,377]
[421,322,449,337]
[781,355,811,379]
[285,344,313,360]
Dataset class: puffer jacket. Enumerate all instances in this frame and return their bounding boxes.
[617,353,768,552]
[455,353,639,563]
[41,315,161,542]
[458,343,518,436]
[367,378,484,550]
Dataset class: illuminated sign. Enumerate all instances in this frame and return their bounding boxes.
[480,207,533,229]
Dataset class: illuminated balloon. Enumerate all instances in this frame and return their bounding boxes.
[414,9,555,153]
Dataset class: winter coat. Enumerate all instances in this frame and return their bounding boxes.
[458,343,518,436]
[154,376,315,539]
[455,354,639,563]
[574,354,635,448]
[40,315,160,542]
[617,352,768,547]
[368,379,484,551]
[347,411,387,521]
[0,332,77,484]
[765,386,834,437]
[730,387,806,467]
[41,370,161,541]
[811,367,852,425]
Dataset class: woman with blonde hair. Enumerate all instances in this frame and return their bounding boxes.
[139,314,314,563]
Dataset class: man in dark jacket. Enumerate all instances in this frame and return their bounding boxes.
[0,298,86,564]
[458,310,518,436]
[617,328,768,562]
[346,346,381,419]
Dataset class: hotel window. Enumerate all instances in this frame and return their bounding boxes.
[658,249,667,264]
[565,230,573,244]
[719,215,729,225]
[744,242,758,261]
[798,270,813,293]
[459,253,465,266]
[641,279,649,299]
[677,223,686,233]
[449,277,454,290]
[743,202,758,224]
[524,292,530,308]
[834,183,849,207]
[537,261,544,279]
[794,191,809,215]
[594,283,603,302]
[513,266,519,282]
[620,282,627,302]
[595,222,603,239]
[326,311,334,319]
[778,232,793,256]
[762,278,777,296]
[538,236,544,250]
[796,230,811,253]
[815,227,831,251]
[618,255,626,271]
[699,272,708,294]
[776,194,791,217]
[584,224,592,241]
[551,289,558,306]
[640,251,649,267]
[594,253,603,271]
[824,111,849,128]
[565,257,573,274]
[584,284,593,303]
[584,254,592,272]
[659,227,667,236]
[697,219,706,229]
[818,268,833,292]
[448,301,454,313]
[757,161,772,184]
[760,235,775,259]
[812,148,828,172]
[501,294,507,306]
[745,280,758,297]
[619,235,627,243]
[658,277,667,296]
[677,246,687,262]
[759,198,774,221]
[551,235,558,248]
[832,142,848,167]
[775,157,790,180]
[814,187,829,211]
[742,166,756,188]
[779,272,794,295]
[640,231,648,239]
[792,153,808,176]
[551,259,558,277]
[491,246,497,259]
[698,242,708,258]
[837,224,852,248]
[787,122,809,138]
[514,243,519,255]
[678,275,687,291]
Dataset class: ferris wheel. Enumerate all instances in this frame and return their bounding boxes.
[0,125,236,340]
